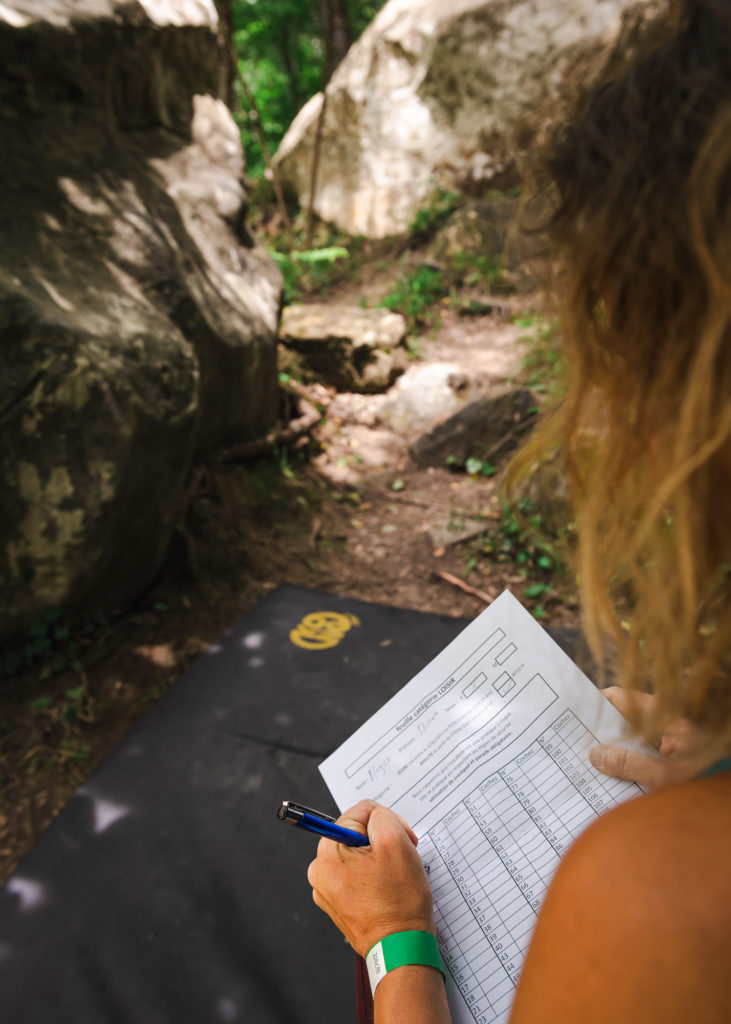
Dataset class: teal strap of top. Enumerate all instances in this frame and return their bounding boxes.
[699,756,731,779]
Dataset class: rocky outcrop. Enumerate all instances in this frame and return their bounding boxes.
[274,0,656,238]
[410,387,537,468]
[279,305,407,393]
[0,1,281,640]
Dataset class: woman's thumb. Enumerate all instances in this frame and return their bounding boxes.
[368,805,417,847]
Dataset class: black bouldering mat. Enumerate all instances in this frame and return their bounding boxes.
[0,585,472,1024]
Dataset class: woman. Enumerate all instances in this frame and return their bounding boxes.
[307,1,731,1020]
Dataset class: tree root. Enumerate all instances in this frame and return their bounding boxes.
[210,380,329,465]
[433,569,496,606]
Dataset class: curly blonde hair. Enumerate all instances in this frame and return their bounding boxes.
[510,0,731,740]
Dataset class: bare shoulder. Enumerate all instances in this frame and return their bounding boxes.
[566,772,731,940]
[510,774,731,1024]
[565,771,731,911]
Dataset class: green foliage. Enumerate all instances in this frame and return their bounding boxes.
[240,445,314,509]
[407,188,461,245]
[378,264,450,334]
[1,606,110,680]
[269,244,350,302]
[232,0,387,180]
[488,499,562,573]
[448,497,568,619]
[446,250,505,291]
[514,313,563,395]
[24,680,98,769]
[471,500,568,619]
[445,454,497,478]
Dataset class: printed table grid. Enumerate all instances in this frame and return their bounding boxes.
[422,709,637,1024]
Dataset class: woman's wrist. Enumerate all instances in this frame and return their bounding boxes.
[365,928,445,997]
[358,915,436,959]
[373,963,452,1024]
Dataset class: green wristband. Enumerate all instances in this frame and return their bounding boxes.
[365,930,446,995]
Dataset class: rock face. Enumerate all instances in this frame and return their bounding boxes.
[410,387,536,468]
[274,0,655,238]
[279,305,407,393]
[0,1,281,640]
[377,363,475,439]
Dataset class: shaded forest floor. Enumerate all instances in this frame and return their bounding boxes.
[0,254,581,885]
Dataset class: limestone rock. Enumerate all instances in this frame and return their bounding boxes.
[279,304,407,393]
[410,387,536,468]
[274,0,656,238]
[377,362,477,439]
[0,1,281,639]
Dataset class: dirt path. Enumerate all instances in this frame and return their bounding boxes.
[0,301,579,885]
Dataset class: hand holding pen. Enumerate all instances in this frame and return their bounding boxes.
[277,800,371,846]
[304,800,435,960]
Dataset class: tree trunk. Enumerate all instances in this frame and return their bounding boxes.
[278,26,303,122]
[305,91,328,249]
[232,48,294,243]
[213,0,235,106]
[319,0,352,78]
[306,0,353,248]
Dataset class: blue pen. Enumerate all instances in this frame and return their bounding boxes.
[277,800,370,847]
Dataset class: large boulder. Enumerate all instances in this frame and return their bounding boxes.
[410,387,537,468]
[273,0,656,238]
[0,0,281,640]
[279,304,407,393]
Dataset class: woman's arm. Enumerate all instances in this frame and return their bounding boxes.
[307,800,453,1024]
[372,963,452,1024]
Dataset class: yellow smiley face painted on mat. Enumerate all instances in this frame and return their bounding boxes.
[289,611,361,650]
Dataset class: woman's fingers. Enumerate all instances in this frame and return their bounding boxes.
[595,687,720,788]
[333,799,419,847]
[336,799,377,832]
[588,744,696,789]
[599,686,664,744]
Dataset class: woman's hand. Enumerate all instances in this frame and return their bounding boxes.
[307,799,435,958]
[589,686,724,789]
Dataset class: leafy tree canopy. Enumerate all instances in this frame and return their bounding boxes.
[231,0,386,179]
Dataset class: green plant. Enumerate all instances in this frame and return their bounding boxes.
[461,499,569,618]
[513,313,563,395]
[473,499,564,579]
[446,250,504,291]
[242,446,309,506]
[28,680,97,732]
[465,456,497,478]
[270,245,350,303]
[444,454,497,478]
[378,264,450,334]
[462,554,478,579]
[22,679,101,773]
[1,606,111,680]
[407,188,461,245]
[495,500,561,570]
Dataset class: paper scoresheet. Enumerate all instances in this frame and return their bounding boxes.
[319,590,649,1024]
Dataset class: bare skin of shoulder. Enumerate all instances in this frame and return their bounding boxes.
[509,771,731,1024]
